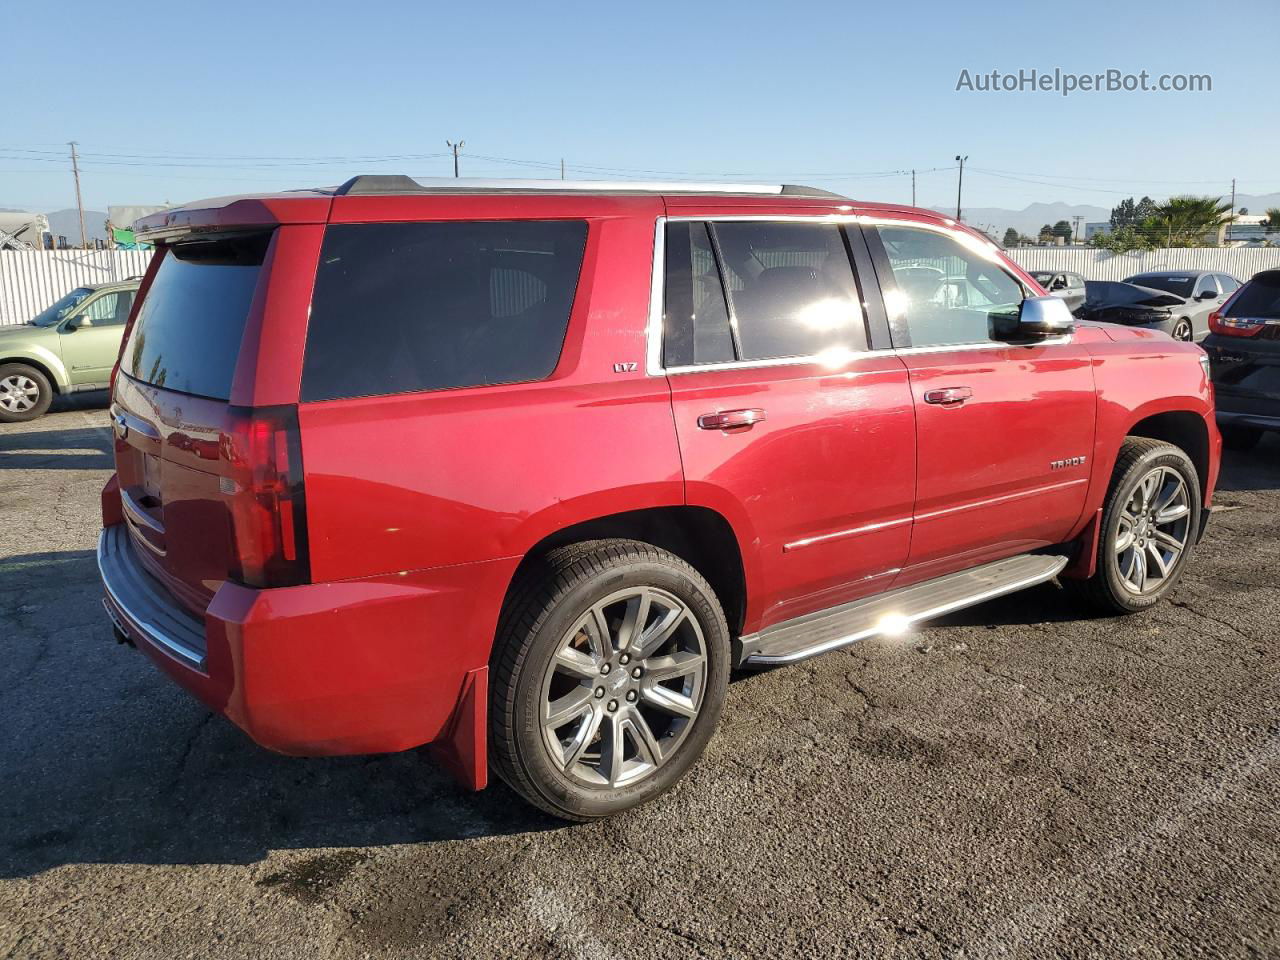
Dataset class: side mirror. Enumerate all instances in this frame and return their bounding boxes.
[1005,295,1075,340]
[1195,290,1216,301]
[1051,279,1068,290]
[63,315,86,331]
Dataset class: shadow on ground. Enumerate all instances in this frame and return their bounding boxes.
[1216,431,1280,493]
[0,424,112,471]
[0,548,560,879]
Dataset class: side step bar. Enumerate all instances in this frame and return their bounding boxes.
[736,553,1069,667]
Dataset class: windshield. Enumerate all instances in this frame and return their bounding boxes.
[29,287,93,327]
[1126,275,1193,298]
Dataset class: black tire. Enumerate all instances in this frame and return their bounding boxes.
[0,363,53,423]
[1065,437,1201,614]
[1220,425,1263,451]
[1171,318,1193,342]
[490,539,730,821]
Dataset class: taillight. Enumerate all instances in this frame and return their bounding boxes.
[1208,311,1266,337]
[220,405,310,588]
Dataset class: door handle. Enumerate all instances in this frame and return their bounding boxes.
[923,386,972,406]
[697,408,766,430]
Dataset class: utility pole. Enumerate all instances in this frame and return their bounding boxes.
[954,155,968,221]
[911,169,916,207]
[1071,214,1084,244]
[446,139,464,178]
[68,141,86,248]
[560,158,566,180]
[1228,177,1237,243]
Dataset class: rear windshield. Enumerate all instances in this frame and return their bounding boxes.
[121,233,268,400]
[1127,275,1193,297]
[301,220,588,402]
[1225,274,1280,318]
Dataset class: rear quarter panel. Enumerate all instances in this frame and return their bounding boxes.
[298,196,683,581]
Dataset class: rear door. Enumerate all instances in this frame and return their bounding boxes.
[865,221,1096,583]
[661,216,916,629]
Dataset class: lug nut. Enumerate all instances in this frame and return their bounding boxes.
[607,699,618,712]
[626,690,637,702]
[600,663,611,675]
[619,653,630,665]
[631,667,642,679]
[594,687,605,699]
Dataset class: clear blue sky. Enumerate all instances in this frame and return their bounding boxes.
[6,0,1278,215]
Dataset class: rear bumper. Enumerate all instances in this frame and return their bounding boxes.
[97,524,516,788]
[1212,393,1280,432]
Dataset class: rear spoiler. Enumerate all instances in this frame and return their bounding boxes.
[134,194,331,243]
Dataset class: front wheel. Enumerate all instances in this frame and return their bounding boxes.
[490,540,730,821]
[1067,438,1201,614]
[0,363,53,423]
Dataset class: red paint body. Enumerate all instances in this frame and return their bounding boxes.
[101,189,1220,790]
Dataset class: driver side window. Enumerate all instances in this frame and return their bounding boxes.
[873,225,1025,348]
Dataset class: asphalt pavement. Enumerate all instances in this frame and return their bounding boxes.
[1,401,1277,959]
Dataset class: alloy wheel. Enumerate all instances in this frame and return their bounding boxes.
[1172,320,1192,341]
[1115,465,1191,594]
[539,586,707,788]
[0,375,39,413]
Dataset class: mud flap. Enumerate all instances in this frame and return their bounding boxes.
[428,666,488,791]
[1061,507,1104,580]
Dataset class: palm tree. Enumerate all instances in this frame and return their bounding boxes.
[1261,208,1280,233]
[1143,196,1234,247]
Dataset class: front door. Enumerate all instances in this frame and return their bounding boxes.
[659,218,916,630]
[58,288,133,386]
[866,221,1096,583]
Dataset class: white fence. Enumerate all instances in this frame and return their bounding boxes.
[0,250,153,326]
[1006,246,1280,282]
[4,245,1280,327]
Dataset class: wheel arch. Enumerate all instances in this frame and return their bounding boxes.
[1124,409,1211,502]
[500,506,749,638]
[0,351,66,394]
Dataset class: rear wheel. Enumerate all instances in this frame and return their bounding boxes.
[1171,318,1193,342]
[0,363,53,423]
[1220,425,1262,451]
[1067,438,1201,614]
[490,540,730,821]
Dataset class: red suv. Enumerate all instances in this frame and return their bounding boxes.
[98,176,1220,820]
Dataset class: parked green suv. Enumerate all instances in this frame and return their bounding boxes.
[0,279,139,422]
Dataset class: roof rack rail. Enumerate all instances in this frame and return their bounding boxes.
[331,175,845,199]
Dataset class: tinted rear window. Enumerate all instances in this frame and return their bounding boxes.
[1225,275,1280,318]
[1127,275,1193,297]
[302,220,588,402]
[121,234,267,400]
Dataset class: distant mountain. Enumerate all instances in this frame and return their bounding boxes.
[930,202,1110,238]
[46,208,108,244]
[932,193,1280,239]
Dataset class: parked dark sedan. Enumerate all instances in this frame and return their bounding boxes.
[1120,270,1240,342]
[1078,280,1188,336]
[1203,269,1280,449]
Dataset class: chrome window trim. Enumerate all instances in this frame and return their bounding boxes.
[646,214,1070,376]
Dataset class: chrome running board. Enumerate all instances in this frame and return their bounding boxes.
[737,553,1069,667]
